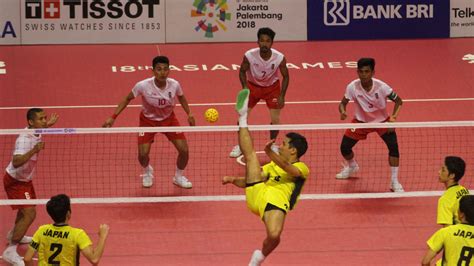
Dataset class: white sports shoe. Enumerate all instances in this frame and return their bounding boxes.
[229,145,242,158]
[335,163,360,179]
[141,173,154,188]
[270,143,279,154]
[2,246,25,266]
[173,176,192,189]
[390,182,405,192]
[6,231,32,244]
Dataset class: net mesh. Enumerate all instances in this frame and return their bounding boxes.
[0,121,473,203]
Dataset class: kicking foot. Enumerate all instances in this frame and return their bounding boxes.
[235,88,250,115]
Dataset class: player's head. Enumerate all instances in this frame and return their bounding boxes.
[26,108,47,129]
[286,132,308,159]
[440,156,466,182]
[357,58,375,83]
[257,27,275,53]
[46,194,71,224]
[152,56,170,82]
[459,195,474,225]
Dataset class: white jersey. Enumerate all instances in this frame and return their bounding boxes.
[344,78,394,123]
[5,130,41,182]
[132,77,183,121]
[245,47,284,87]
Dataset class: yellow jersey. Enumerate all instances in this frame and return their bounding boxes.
[427,223,474,266]
[437,184,469,225]
[30,224,92,266]
[262,161,310,210]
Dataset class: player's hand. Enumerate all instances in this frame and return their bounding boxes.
[102,118,115,128]
[98,224,110,238]
[387,115,397,132]
[188,114,196,126]
[47,113,59,127]
[340,112,347,120]
[277,96,285,108]
[34,142,45,153]
[264,139,276,154]
[222,176,234,185]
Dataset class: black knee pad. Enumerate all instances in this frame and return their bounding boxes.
[382,132,400,158]
[340,136,357,156]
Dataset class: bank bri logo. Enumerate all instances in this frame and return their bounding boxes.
[191,0,231,38]
[324,0,350,26]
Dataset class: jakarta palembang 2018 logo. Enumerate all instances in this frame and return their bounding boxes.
[192,0,231,38]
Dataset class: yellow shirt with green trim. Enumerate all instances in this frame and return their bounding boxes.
[29,224,92,266]
[437,184,469,225]
[427,223,474,266]
[262,161,310,210]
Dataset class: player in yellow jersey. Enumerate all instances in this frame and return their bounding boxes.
[23,194,109,266]
[437,156,469,227]
[422,195,474,266]
[223,89,309,266]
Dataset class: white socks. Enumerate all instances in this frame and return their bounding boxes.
[175,168,184,178]
[249,250,265,266]
[144,165,153,175]
[239,113,248,128]
[391,167,399,183]
[347,159,358,168]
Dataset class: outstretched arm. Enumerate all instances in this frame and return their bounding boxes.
[102,92,135,127]
[239,56,250,89]
[278,57,289,108]
[178,95,195,126]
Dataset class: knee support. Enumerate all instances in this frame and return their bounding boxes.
[382,132,400,158]
[340,136,358,157]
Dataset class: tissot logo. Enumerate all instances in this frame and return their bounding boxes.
[25,0,160,19]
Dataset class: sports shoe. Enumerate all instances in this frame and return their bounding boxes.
[390,182,404,192]
[2,246,25,266]
[7,230,32,244]
[270,143,279,154]
[335,162,359,179]
[173,176,192,189]
[235,88,250,115]
[229,145,242,158]
[141,173,154,188]
[248,249,265,266]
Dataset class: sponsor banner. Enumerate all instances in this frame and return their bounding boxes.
[0,0,21,45]
[165,0,307,43]
[450,0,474,37]
[308,0,450,40]
[20,0,165,44]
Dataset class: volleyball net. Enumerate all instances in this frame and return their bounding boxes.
[0,121,472,205]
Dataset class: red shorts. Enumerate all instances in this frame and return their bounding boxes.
[3,172,36,210]
[247,81,281,109]
[138,112,186,144]
[344,119,390,140]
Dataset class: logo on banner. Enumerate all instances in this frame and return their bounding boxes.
[324,0,350,26]
[462,54,474,64]
[24,0,160,19]
[1,21,17,38]
[323,0,434,26]
[191,0,231,38]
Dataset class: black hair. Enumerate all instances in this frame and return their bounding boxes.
[357,58,375,71]
[26,108,44,122]
[257,27,275,41]
[445,156,466,182]
[286,132,308,158]
[152,56,170,69]
[46,194,71,224]
[459,195,474,225]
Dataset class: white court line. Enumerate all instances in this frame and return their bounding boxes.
[0,98,473,110]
